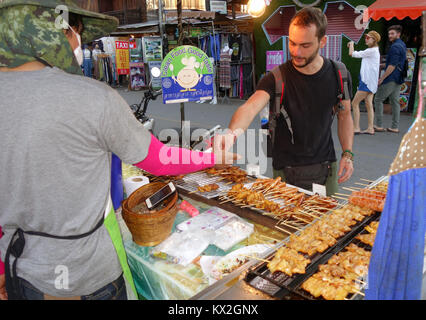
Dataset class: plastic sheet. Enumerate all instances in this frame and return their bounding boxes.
[121,195,286,300]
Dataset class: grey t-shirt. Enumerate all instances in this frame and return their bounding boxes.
[0,67,151,296]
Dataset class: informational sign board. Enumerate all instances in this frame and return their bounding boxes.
[148,61,162,90]
[129,38,143,63]
[129,62,146,90]
[115,40,130,75]
[160,46,214,104]
[266,51,284,71]
[210,0,227,14]
[142,36,163,62]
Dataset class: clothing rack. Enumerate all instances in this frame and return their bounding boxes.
[93,53,118,86]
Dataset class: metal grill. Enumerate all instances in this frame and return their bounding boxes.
[174,171,255,199]
[245,212,379,300]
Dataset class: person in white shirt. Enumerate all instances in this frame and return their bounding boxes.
[348,31,381,135]
[92,43,102,61]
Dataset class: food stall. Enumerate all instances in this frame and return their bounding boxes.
[118,163,389,301]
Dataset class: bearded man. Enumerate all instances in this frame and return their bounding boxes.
[215,7,354,195]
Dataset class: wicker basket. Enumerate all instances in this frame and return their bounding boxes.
[122,182,178,247]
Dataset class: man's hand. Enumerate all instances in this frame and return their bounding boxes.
[338,157,354,184]
[212,131,241,166]
[213,148,241,166]
[213,128,244,152]
[378,77,383,86]
[0,274,8,300]
[347,41,354,48]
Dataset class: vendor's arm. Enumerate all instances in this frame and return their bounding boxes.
[337,99,354,184]
[100,89,238,177]
[133,134,239,176]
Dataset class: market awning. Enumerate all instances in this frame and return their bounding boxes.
[363,0,426,22]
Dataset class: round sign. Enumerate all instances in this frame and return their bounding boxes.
[160,46,214,104]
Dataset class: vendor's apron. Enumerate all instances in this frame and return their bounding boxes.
[4,196,137,300]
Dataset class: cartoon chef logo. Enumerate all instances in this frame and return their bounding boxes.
[170,56,204,92]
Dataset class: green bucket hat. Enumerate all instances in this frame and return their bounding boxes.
[0,0,119,75]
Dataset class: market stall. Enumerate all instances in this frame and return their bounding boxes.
[117,163,389,301]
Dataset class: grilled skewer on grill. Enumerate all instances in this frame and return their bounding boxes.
[197,183,219,193]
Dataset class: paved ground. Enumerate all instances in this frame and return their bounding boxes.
[117,87,413,193]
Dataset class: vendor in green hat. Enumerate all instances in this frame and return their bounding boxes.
[0,0,238,300]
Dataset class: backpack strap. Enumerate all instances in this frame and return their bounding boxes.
[330,60,350,115]
[270,65,295,144]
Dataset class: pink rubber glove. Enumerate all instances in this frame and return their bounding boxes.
[134,134,215,175]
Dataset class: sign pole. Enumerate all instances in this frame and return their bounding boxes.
[177,0,185,147]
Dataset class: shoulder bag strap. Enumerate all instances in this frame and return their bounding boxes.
[330,60,350,114]
[270,65,294,144]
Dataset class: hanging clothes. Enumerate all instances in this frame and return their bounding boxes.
[230,64,239,97]
[242,63,253,98]
[241,34,252,60]
[239,64,243,99]
[229,34,242,62]
[219,51,231,89]
[82,48,92,78]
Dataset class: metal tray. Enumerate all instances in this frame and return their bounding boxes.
[244,209,381,300]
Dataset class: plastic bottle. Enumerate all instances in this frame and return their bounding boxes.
[179,200,199,217]
[259,104,269,128]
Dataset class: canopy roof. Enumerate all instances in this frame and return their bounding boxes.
[364,0,426,21]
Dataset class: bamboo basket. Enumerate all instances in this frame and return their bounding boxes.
[122,182,178,246]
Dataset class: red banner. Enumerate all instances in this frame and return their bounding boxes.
[115,40,130,75]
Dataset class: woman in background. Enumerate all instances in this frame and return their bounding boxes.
[348,31,381,135]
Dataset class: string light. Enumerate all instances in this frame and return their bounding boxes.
[247,0,266,18]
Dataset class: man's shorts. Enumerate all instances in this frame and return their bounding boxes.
[273,161,338,196]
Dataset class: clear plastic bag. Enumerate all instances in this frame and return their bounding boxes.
[176,207,236,232]
[212,217,254,251]
[152,229,214,266]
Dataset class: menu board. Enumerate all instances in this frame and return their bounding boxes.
[142,36,163,62]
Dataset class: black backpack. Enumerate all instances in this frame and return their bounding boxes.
[266,59,350,157]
